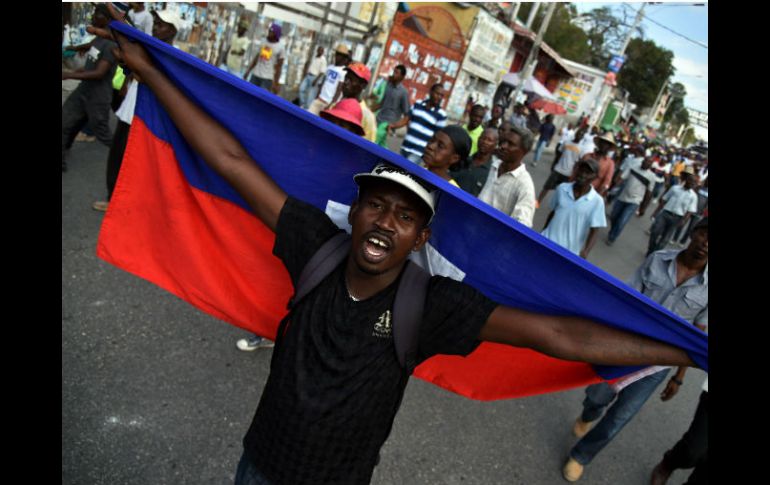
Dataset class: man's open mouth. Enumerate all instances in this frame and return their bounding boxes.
[362,234,392,264]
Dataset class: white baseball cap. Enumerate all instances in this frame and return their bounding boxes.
[151,9,183,30]
[353,164,436,222]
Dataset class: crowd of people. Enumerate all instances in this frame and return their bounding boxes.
[63,6,708,484]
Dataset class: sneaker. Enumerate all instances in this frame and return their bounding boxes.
[236,336,274,351]
[572,417,595,438]
[605,238,614,246]
[75,132,96,142]
[563,458,584,482]
[92,201,109,212]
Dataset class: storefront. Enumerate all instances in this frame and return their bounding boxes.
[444,9,514,121]
[375,5,468,110]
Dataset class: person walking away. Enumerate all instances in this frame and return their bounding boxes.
[532,114,556,166]
[541,158,606,258]
[392,83,448,164]
[371,65,410,148]
[243,23,284,95]
[563,218,708,482]
[307,44,350,115]
[298,46,327,109]
[61,3,118,173]
[477,124,536,228]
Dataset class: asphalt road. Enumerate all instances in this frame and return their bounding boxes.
[62,84,705,485]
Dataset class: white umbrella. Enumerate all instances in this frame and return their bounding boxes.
[501,72,556,101]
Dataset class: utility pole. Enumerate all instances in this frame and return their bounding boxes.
[509,2,556,114]
[589,2,647,127]
[643,76,670,130]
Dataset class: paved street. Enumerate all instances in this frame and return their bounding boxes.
[62,85,705,485]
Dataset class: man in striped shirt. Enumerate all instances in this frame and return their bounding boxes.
[394,83,448,164]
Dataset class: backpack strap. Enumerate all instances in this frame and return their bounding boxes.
[393,260,431,375]
[289,231,351,310]
[277,232,350,346]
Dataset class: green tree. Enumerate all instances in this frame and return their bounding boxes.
[617,38,675,108]
[574,6,644,69]
[543,4,592,64]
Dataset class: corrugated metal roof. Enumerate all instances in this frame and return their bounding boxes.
[512,23,576,78]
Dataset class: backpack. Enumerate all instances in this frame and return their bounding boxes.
[278,232,431,375]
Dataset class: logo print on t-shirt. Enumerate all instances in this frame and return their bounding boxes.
[259,46,273,61]
[372,310,392,338]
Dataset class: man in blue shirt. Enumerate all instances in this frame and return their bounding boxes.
[392,83,448,164]
[541,158,606,258]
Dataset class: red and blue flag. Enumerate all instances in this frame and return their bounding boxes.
[97,22,707,401]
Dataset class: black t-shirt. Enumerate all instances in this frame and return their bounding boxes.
[243,197,498,485]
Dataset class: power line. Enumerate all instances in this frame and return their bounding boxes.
[621,3,708,49]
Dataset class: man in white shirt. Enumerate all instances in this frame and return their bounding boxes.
[243,23,285,95]
[478,124,536,228]
[308,44,351,115]
[298,46,327,109]
[224,23,250,76]
[646,169,699,255]
[606,156,657,245]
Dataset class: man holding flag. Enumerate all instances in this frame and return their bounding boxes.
[92,15,705,485]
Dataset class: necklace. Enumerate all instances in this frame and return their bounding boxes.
[345,276,361,302]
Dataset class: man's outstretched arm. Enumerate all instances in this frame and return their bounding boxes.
[100,28,287,231]
[479,305,696,368]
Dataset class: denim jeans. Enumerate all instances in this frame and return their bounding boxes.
[607,200,639,242]
[298,74,319,109]
[533,138,548,163]
[249,75,273,91]
[570,369,669,465]
[647,211,682,255]
[235,451,274,485]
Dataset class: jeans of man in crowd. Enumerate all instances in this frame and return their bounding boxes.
[570,369,670,465]
[607,200,639,243]
[647,210,683,255]
[249,75,273,91]
[298,74,320,109]
[673,213,704,245]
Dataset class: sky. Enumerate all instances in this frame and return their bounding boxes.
[573,1,708,141]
